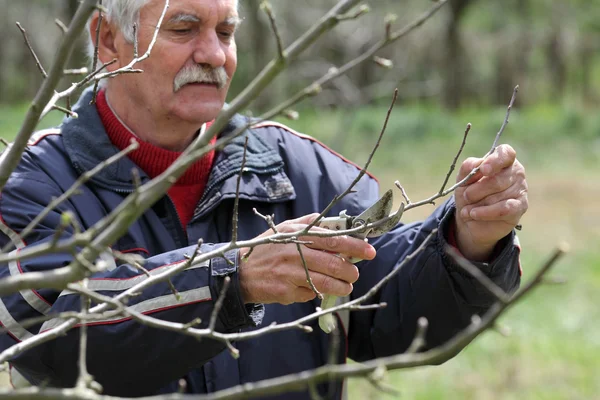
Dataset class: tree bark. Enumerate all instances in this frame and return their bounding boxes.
[442,0,474,110]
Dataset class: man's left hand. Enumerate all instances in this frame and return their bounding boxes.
[454,144,528,261]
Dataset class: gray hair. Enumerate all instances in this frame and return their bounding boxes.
[86,0,149,61]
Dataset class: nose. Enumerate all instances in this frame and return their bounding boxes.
[192,31,227,68]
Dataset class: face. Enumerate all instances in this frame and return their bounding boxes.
[105,0,239,127]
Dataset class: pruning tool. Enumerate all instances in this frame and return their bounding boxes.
[316,189,405,333]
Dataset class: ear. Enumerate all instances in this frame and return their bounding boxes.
[88,11,121,69]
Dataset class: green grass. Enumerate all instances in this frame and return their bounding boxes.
[0,103,64,141]
[1,101,599,399]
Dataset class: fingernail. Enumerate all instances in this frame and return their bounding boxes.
[461,208,469,219]
[469,209,477,219]
[365,245,376,259]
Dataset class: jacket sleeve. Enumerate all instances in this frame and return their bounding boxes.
[347,176,521,362]
[267,124,521,364]
[0,174,261,396]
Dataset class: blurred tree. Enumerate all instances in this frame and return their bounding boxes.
[442,0,476,110]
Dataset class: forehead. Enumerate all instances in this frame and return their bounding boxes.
[145,0,238,17]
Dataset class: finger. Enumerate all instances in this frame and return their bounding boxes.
[286,213,321,225]
[286,264,354,297]
[456,157,484,184]
[460,183,528,221]
[462,169,516,204]
[479,144,516,177]
[294,287,318,303]
[300,247,360,284]
[467,198,527,222]
[302,233,376,261]
[308,272,354,297]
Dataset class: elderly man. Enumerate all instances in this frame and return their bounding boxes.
[0,0,527,397]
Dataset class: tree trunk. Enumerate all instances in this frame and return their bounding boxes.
[244,0,272,112]
[442,0,474,110]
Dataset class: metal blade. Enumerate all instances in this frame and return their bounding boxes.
[367,202,405,237]
[351,189,394,232]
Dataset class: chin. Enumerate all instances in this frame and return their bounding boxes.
[174,100,225,125]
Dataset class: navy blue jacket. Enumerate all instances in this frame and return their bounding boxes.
[0,90,521,398]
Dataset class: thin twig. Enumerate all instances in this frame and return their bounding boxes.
[296,243,322,299]
[51,105,78,118]
[55,19,68,33]
[253,208,278,233]
[305,88,398,232]
[405,317,428,353]
[90,0,104,104]
[394,180,411,204]
[3,140,139,252]
[256,1,448,125]
[439,123,471,194]
[489,85,519,153]
[403,86,519,212]
[209,277,231,332]
[75,280,94,391]
[16,22,47,78]
[0,0,99,194]
[63,68,89,76]
[133,23,139,58]
[445,245,511,304]
[231,137,249,244]
[261,1,284,60]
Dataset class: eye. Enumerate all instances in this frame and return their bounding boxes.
[218,30,235,41]
[172,28,192,34]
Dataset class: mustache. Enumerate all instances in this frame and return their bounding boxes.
[173,64,228,92]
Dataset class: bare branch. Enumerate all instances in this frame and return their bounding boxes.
[253,208,278,233]
[445,245,511,304]
[257,1,448,124]
[260,1,284,60]
[489,85,519,153]
[403,86,519,212]
[296,243,322,299]
[93,0,170,82]
[439,122,471,194]
[231,138,249,244]
[133,22,139,59]
[55,19,68,33]
[63,68,89,76]
[394,180,411,205]
[15,22,47,78]
[405,317,428,354]
[0,0,99,193]
[2,140,139,253]
[305,88,398,232]
[90,0,104,104]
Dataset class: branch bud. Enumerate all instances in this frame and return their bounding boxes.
[373,56,393,69]
[282,109,299,121]
[384,13,397,39]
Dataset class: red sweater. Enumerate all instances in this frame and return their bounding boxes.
[96,90,216,229]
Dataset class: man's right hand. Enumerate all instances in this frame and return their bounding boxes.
[238,214,377,305]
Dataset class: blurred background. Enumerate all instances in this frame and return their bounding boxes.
[0,0,599,399]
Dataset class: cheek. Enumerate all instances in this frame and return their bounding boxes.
[226,45,237,77]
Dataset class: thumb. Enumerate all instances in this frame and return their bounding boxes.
[457,156,484,184]
[292,213,321,225]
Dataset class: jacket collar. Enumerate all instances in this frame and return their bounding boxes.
[61,88,295,207]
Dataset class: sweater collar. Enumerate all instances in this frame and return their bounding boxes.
[95,89,214,185]
[60,88,293,204]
